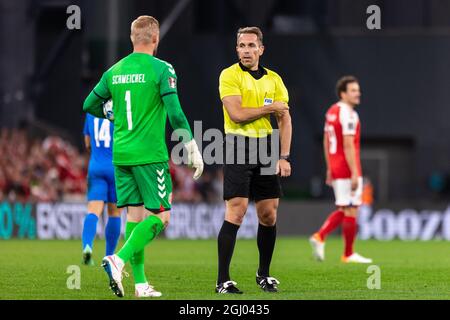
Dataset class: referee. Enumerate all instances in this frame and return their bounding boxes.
[216,27,292,294]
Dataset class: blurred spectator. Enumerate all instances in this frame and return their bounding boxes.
[0,127,225,203]
[362,176,374,206]
[170,161,202,202]
[0,128,88,202]
[197,171,218,203]
[212,170,224,202]
[170,160,223,203]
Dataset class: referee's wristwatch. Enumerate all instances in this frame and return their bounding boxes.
[280,154,291,163]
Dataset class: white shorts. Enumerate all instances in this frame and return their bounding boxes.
[332,177,363,207]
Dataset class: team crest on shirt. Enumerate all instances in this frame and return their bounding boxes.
[168,77,177,89]
[348,122,355,130]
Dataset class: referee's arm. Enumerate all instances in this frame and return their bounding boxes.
[222,95,288,124]
[273,74,292,177]
[275,110,292,156]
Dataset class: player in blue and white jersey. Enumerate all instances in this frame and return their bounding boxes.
[81,114,121,265]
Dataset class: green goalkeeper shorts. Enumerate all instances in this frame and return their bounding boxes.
[114,162,172,213]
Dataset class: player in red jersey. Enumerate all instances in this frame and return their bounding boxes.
[310,76,372,264]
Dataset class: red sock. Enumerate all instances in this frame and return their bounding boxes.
[318,210,344,241]
[342,216,357,257]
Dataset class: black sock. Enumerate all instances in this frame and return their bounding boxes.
[217,220,240,284]
[257,223,277,277]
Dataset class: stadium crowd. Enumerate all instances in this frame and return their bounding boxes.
[0,128,87,202]
[0,127,222,203]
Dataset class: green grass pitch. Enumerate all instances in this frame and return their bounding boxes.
[1,237,449,300]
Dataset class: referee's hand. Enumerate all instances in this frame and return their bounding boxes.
[184,139,204,180]
[269,101,289,116]
[276,159,291,177]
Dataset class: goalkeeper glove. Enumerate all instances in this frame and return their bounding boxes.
[184,139,204,180]
[103,99,114,121]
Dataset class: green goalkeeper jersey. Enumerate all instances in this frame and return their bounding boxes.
[84,52,189,166]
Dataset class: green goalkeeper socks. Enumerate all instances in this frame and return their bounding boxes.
[124,222,146,284]
[118,215,164,265]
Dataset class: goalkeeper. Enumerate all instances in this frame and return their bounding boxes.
[83,15,203,298]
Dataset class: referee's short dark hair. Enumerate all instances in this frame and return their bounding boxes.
[336,75,359,99]
[237,27,263,45]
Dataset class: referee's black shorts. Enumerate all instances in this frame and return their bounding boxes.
[223,134,282,201]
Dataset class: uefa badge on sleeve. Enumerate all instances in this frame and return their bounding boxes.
[168,77,177,89]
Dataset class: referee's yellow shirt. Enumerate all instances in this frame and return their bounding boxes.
[219,62,289,138]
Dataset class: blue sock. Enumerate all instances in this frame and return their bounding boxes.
[82,213,99,251]
[105,216,121,256]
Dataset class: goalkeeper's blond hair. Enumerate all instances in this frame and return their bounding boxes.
[130,15,159,45]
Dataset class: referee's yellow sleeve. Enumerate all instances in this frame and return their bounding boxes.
[274,74,289,104]
[219,69,241,100]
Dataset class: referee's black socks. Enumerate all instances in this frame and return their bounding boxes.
[257,223,277,277]
[217,220,240,284]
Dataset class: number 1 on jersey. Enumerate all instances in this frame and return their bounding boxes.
[125,90,133,130]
